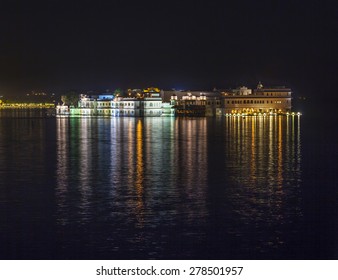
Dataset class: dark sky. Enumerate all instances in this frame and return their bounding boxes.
[0,0,337,98]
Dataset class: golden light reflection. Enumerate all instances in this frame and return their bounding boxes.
[135,119,145,228]
[277,116,283,191]
[250,116,256,182]
[186,120,193,190]
[296,115,301,172]
[224,115,302,250]
[127,119,134,188]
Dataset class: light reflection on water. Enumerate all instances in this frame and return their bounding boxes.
[54,116,301,259]
[216,116,302,255]
[0,113,305,259]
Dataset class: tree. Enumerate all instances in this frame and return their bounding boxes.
[61,95,68,105]
[114,88,123,97]
[61,91,79,107]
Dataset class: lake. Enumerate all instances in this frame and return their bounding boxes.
[0,110,337,259]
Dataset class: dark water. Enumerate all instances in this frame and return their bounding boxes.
[0,110,337,259]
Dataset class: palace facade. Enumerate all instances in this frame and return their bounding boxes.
[57,89,164,117]
[220,82,292,115]
[56,83,293,117]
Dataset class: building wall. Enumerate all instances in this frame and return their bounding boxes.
[71,96,162,117]
[56,105,70,115]
[222,96,291,114]
[161,90,219,103]
[58,86,292,117]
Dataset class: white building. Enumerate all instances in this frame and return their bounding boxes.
[57,92,165,117]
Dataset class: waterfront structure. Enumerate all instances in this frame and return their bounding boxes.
[160,89,219,103]
[169,91,221,117]
[0,102,55,109]
[220,82,292,115]
[56,83,292,117]
[57,89,164,117]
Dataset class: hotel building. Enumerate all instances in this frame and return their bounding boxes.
[56,83,292,117]
[56,88,163,117]
[220,82,292,115]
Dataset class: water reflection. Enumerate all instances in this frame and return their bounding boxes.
[212,116,302,257]
[135,120,145,228]
[56,118,69,226]
[55,116,301,259]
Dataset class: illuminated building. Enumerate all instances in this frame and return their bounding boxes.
[56,83,293,117]
[170,91,221,117]
[221,82,292,115]
[56,89,163,117]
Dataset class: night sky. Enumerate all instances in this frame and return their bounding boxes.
[0,0,337,100]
